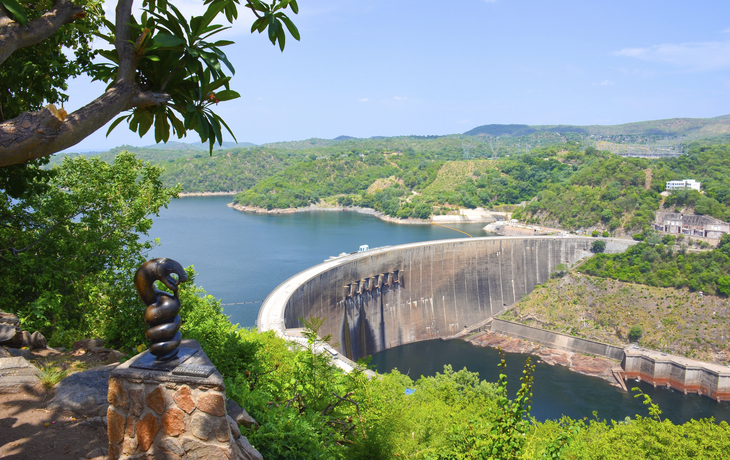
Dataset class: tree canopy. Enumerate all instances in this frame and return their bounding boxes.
[0,0,300,168]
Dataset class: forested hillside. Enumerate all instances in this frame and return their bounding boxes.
[466,114,730,138]
[159,148,299,193]
[51,130,730,233]
[516,142,730,232]
[233,141,580,219]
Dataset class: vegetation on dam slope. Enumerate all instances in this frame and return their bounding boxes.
[502,273,730,364]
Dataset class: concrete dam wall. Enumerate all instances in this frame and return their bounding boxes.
[259,236,633,362]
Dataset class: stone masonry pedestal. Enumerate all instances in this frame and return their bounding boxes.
[107,339,262,460]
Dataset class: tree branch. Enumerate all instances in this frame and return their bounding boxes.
[0,0,85,66]
[0,83,170,168]
[0,0,175,168]
[115,0,138,82]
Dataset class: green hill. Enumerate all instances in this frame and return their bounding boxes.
[466,114,730,138]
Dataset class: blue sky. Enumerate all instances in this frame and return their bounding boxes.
[65,0,730,150]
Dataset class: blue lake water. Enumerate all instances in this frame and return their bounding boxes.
[149,196,730,424]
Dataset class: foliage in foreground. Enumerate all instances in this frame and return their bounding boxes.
[0,152,178,347]
[184,290,730,459]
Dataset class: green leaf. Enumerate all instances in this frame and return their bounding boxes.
[267,15,279,44]
[202,76,231,94]
[214,50,235,75]
[152,32,186,48]
[215,113,237,142]
[106,115,129,137]
[290,0,299,14]
[144,55,161,62]
[167,111,186,137]
[251,17,267,34]
[213,90,239,102]
[213,40,235,47]
[154,111,170,143]
[280,15,300,41]
[137,110,155,136]
[200,51,222,74]
[1,0,27,25]
[196,111,210,140]
[207,113,223,145]
[198,1,228,35]
[277,24,286,51]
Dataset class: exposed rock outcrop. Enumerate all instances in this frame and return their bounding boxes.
[466,330,619,385]
[0,310,47,350]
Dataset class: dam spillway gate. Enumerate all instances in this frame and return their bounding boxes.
[259,236,635,362]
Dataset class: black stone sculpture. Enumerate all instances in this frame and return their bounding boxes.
[134,258,188,361]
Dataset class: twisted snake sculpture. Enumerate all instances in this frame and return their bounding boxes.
[134,258,188,361]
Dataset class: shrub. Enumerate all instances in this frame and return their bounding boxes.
[592,240,607,253]
[628,325,643,342]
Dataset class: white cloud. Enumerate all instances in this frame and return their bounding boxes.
[614,41,730,71]
[722,28,730,34]
[592,80,615,86]
[359,98,369,102]
[393,96,408,101]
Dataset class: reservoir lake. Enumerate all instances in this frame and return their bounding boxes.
[150,196,730,424]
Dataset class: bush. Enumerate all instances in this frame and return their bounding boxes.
[628,325,643,342]
[592,240,607,253]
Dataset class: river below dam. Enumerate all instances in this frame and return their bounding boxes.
[149,196,730,424]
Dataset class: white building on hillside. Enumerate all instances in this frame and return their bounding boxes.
[666,179,701,192]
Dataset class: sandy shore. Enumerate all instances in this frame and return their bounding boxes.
[178,191,240,197]
[228,202,433,225]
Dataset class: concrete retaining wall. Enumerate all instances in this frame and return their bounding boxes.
[623,349,730,402]
[490,320,730,402]
[490,319,625,361]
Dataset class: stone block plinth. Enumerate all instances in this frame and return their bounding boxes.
[107,339,262,460]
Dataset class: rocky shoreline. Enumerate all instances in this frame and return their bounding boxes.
[464,330,625,389]
[228,202,433,225]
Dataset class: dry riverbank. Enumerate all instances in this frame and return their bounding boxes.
[228,202,432,225]
[178,191,239,197]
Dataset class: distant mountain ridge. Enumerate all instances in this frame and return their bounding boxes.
[465,114,730,138]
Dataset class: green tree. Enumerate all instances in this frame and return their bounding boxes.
[0,0,300,167]
[628,324,643,342]
[0,152,178,345]
[592,240,606,253]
